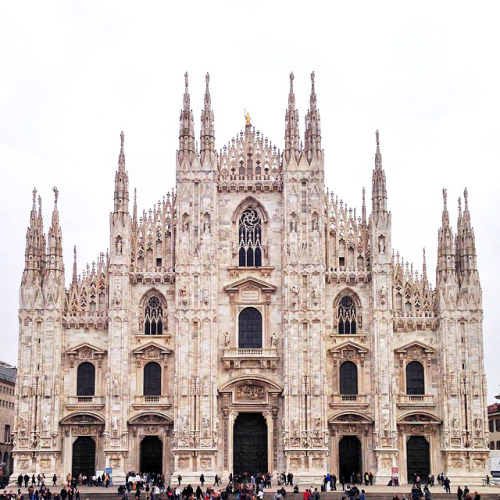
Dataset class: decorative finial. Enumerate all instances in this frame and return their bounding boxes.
[74,246,77,259]
[206,72,210,87]
[290,72,294,84]
[53,186,59,204]
[376,130,380,146]
[246,111,251,126]
[464,188,468,205]
[32,188,37,205]
[184,72,189,88]
[458,197,462,213]
[311,71,315,85]
[120,131,124,148]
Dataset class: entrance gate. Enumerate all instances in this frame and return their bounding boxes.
[406,436,430,483]
[339,436,361,482]
[140,436,163,474]
[72,436,96,479]
[233,413,268,475]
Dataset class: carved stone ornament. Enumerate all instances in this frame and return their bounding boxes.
[67,343,106,368]
[236,384,265,400]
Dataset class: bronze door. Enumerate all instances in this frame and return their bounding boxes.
[233,413,268,475]
[140,436,163,474]
[339,436,362,481]
[72,436,96,478]
[406,436,430,483]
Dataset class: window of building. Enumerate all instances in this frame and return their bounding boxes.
[77,362,95,396]
[490,420,494,433]
[497,441,500,450]
[338,296,356,334]
[339,361,358,395]
[496,419,500,432]
[490,441,495,450]
[238,208,262,267]
[238,307,263,348]
[144,296,163,335]
[4,425,10,444]
[143,362,161,396]
[406,361,425,395]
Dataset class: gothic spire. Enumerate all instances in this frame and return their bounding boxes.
[200,72,215,165]
[113,131,129,214]
[437,188,456,279]
[46,186,64,272]
[178,72,196,164]
[456,188,477,275]
[72,246,78,285]
[284,72,300,163]
[304,71,322,163]
[422,247,428,284]
[24,188,42,273]
[371,130,387,213]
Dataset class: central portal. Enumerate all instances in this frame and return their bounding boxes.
[233,413,268,475]
[140,436,163,474]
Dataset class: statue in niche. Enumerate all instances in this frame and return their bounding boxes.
[271,331,277,347]
[203,215,210,234]
[224,331,230,348]
[312,214,318,231]
[290,216,297,232]
[116,236,123,255]
[378,236,385,254]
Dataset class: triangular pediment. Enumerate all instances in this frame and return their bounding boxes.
[224,276,277,294]
[66,342,106,357]
[394,340,435,355]
[132,341,172,356]
[329,340,368,355]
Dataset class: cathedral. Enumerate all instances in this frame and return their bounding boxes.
[13,72,489,485]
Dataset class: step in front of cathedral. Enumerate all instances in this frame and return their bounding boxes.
[7,487,497,500]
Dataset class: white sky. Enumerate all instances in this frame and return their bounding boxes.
[1,1,499,400]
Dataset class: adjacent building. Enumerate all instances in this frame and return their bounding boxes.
[13,73,489,484]
[0,362,17,479]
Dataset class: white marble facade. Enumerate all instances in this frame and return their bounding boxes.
[13,73,489,485]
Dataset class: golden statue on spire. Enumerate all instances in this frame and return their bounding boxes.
[246,112,251,125]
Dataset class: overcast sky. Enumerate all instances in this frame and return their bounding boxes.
[1,1,499,400]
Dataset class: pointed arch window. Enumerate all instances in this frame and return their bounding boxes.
[406,361,425,395]
[339,361,358,395]
[144,362,161,396]
[238,208,262,267]
[338,296,357,334]
[77,362,95,396]
[238,307,263,348]
[144,296,163,335]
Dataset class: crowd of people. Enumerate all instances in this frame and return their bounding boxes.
[0,470,496,500]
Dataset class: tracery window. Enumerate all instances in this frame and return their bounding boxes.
[143,362,161,396]
[144,296,163,335]
[238,307,263,348]
[238,208,262,267]
[77,362,95,396]
[339,361,358,395]
[338,296,357,334]
[406,361,425,395]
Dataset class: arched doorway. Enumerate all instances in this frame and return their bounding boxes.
[233,413,268,475]
[72,436,96,478]
[339,436,361,482]
[140,436,163,474]
[406,436,430,483]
